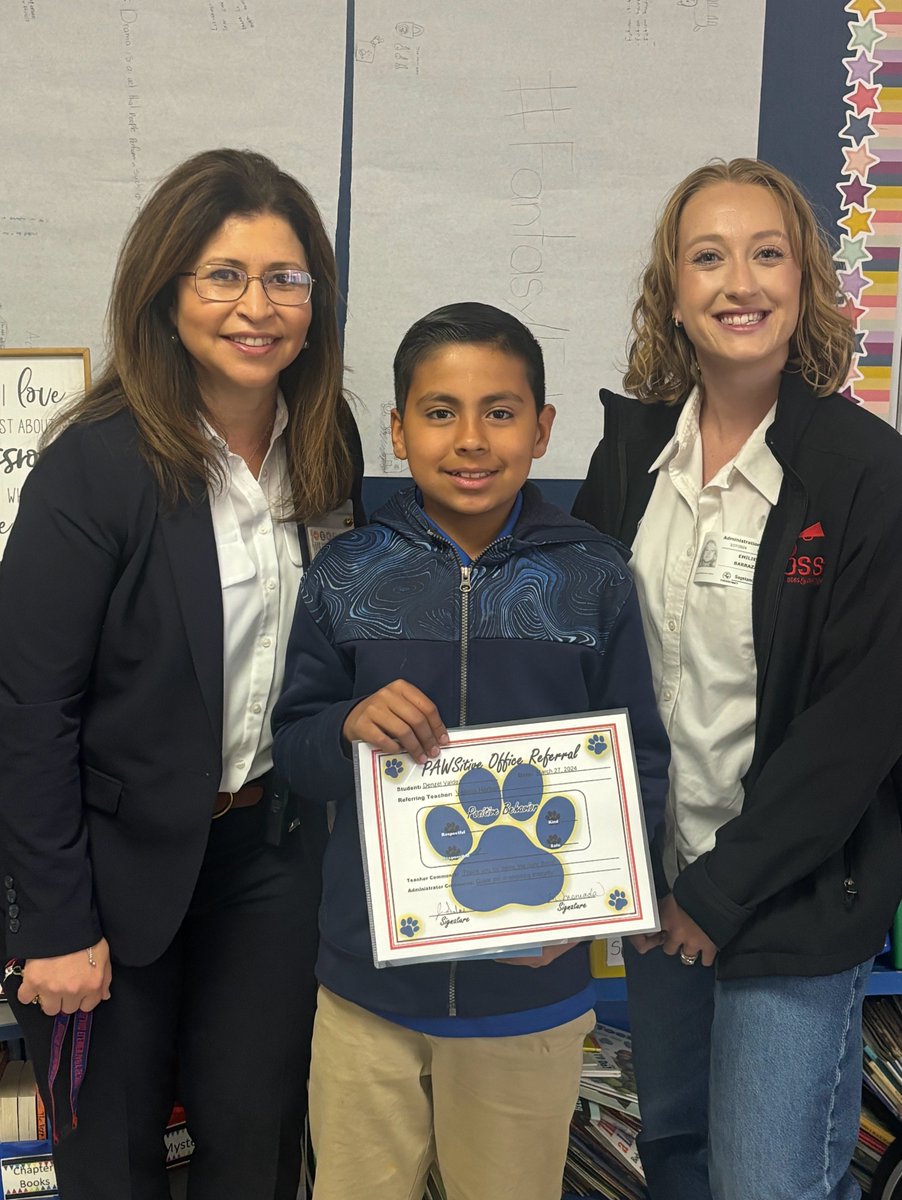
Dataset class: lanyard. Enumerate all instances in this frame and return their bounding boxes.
[4,959,93,1142]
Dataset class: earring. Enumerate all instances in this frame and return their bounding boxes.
[303,340,309,349]
[170,331,180,344]
[673,316,683,329]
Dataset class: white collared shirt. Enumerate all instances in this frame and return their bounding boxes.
[630,388,783,885]
[202,396,303,793]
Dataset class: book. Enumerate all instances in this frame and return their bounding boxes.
[578,1023,640,1118]
[581,1028,622,1077]
[567,1098,646,1200]
[588,1106,644,1180]
[0,1063,24,1142]
[164,1105,194,1170]
[34,1091,47,1144]
[567,1024,647,1198]
[15,1065,36,1142]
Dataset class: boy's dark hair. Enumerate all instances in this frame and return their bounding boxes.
[393,302,546,414]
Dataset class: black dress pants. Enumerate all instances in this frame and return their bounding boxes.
[7,802,323,1200]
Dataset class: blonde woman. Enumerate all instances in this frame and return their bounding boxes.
[574,158,902,1200]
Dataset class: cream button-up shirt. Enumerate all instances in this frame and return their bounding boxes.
[203,395,303,794]
[630,389,783,887]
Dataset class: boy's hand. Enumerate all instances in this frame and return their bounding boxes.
[342,680,449,764]
[500,940,583,968]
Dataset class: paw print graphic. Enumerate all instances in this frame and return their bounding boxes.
[399,916,420,938]
[424,763,576,911]
[586,733,607,756]
[383,758,405,779]
[607,888,630,912]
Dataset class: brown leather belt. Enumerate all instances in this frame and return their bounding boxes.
[213,782,264,820]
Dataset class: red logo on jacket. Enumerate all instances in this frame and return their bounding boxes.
[785,522,825,585]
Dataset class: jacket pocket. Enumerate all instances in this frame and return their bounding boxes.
[82,764,123,814]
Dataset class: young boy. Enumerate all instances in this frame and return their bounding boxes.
[272,302,669,1200]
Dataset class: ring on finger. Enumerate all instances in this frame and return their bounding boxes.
[31,993,43,1006]
[679,950,700,967]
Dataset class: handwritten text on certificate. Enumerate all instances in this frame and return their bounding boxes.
[354,711,659,966]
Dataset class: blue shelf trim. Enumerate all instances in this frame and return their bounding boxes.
[594,966,902,1004]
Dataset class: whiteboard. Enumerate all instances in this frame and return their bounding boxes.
[345,0,767,478]
[0,0,347,365]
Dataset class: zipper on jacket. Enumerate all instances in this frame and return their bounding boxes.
[450,563,471,1017]
[754,450,807,711]
[842,845,858,910]
[458,565,472,726]
[445,539,504,1014]
[448,960,458,1016]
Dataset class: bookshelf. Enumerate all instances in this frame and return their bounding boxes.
[0,1006,21,1053]
[579,964,902,1200]
[866,967,902,997]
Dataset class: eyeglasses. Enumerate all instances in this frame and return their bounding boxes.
[179,264,314,306]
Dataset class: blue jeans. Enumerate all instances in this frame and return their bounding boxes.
[624,942,872,1200]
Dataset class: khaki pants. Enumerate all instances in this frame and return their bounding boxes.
[309,986,594,1200]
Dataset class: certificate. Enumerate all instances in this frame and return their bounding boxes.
[353,711,659,967]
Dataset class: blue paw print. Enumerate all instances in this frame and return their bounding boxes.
[399,916,419,938]
[608,888,629,911]
[587,733,607,756]
[424,763,576,912]
[384,758,404,779]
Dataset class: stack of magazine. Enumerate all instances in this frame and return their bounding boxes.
[852,1094,897,1192]
[862,995,902,1120]
[564,1023,647,1200]
[853,995,902,1193]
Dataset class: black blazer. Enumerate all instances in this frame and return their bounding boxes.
[0,406,363,968]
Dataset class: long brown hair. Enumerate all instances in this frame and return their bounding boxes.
[624,158,854,405]
[46,148,353,519]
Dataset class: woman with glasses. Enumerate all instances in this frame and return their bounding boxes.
[0,148,363,1200]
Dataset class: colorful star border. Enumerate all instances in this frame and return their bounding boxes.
[837,0,901,417]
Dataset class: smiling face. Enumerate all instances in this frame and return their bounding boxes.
[672,182,802,388]
[391,343,555,558]
[172,210,312,412]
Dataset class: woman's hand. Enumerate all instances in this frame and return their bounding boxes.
[342,680,449,764]
[657,893,718,967]
[18,937,112,1015]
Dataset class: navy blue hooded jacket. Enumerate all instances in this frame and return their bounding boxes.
[273,484,669,1019]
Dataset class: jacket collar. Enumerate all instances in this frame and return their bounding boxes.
[605,370,822,460]
[372,482,623,559]
[766,370,821,459]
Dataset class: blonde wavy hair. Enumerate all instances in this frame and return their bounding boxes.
[624,158,853,405]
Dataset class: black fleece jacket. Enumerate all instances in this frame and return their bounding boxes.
[573,371,902,979]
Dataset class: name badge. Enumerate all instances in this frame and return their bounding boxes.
[694,532,759,591]
[306,499,355,561]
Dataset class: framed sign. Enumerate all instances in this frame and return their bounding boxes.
[0,349,91,556]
